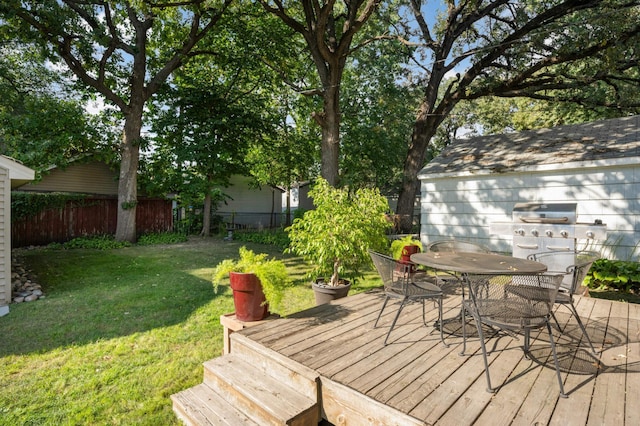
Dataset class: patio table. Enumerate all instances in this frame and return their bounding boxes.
[410,251,548,337]
[410,251,547,276]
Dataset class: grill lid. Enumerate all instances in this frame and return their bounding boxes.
[512,202,577,224]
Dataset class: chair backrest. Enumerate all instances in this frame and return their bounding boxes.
[427,239,491,253]
[369,251,410,294]
[467,273,564,324]
[528,250,600,293]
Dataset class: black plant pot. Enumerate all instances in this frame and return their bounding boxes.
[312,278,351,305]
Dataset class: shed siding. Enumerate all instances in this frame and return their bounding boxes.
[0,166,9,307]
[20,161,118,195]
[420,162,639,260]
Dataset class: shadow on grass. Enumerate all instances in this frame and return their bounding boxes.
[2,239,383,357]
[0,246,225,357]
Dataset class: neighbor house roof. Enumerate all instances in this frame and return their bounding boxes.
[0,155,35,188]
[419,115,640,178]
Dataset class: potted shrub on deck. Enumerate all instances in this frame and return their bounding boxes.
[212,246,290,321]
[391,235,423,272]
[286,178,391,305]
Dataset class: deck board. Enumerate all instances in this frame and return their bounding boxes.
[234,289,638,425]
[625,302,640,426]
[588,299,628,426]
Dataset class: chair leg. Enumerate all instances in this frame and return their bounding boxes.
[384,298,408,345]
[437,297,448,347]
[374,296,390,328]
[550,310,562,331]
[473,315,495,393]
[546,320,568,398]
[460,304,468,356]
[567,303,598,354]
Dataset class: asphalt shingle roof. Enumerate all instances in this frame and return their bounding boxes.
[420,115,640,176]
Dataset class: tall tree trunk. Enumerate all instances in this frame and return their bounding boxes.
[396,102,439,233]
[115,110,142,243]
[200,190,212,237]
[318,83,341,186]
[270,188,275,228]
[285,185,291,226]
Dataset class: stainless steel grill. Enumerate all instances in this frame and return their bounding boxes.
[490,202,607,288]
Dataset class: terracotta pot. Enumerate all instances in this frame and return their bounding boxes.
[229,272,269,321]
[400,245,421,272]
[312,278,351,305]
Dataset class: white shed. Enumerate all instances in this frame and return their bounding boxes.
[0,156,35,316]
[417,115,640,260]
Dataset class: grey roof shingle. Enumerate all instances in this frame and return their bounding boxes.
[419,115,640,177]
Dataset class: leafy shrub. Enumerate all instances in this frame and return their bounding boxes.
[390,235,422,260]
[585,258,640,293]
[212,246,291,310]
[293,208,306,221]
[233,229,290,249]
[58,235,132,250]
[286,178,392,286]
[46,232,187,250]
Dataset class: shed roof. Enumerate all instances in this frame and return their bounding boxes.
[0,155,35,188]
[419,115,640,178]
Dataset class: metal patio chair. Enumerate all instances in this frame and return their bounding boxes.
[527,250,601,353]
[460,273,567,397]
[369,251,447,346]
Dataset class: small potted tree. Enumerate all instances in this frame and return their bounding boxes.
[212,246,291,321]
[286,178,391,305]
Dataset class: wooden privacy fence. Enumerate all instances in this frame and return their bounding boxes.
[11,197,173,247]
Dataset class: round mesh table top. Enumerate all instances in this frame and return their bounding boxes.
[410,251,547,275]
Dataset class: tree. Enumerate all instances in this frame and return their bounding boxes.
[0,41,102,171]
[146,4,299,235]
[339,29,419,192]
[257,0,383,186]
[246,91,317,226]
[393,0,640,231]
[1,0,233,242]
[147,63,269,236]
[463,92,640,136]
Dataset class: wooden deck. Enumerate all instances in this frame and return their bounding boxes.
[236,287,640,425]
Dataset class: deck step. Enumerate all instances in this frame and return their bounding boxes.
[171,383,260,426]
[229,333,320,401]
[202,354,319,425]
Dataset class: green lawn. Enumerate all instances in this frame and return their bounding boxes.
[0,237,381,425]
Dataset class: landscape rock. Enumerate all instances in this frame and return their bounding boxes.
[11,252,43,304]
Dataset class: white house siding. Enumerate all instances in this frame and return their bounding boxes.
[0,166,9,315]
[0,156,35,316]
[419,157,640,261]
[216,175,283,228]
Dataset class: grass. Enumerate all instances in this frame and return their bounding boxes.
[0,237,382,425]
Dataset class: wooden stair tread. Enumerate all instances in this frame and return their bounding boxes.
[203,354,318,424]
[171,383,260,426]
[230,333,319,401]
